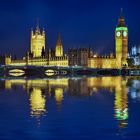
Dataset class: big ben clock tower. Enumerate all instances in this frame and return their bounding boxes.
[115,9,128,68]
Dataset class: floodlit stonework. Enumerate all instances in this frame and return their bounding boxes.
[2,11,128,69]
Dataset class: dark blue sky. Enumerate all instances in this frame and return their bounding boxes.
[0,0,139,57]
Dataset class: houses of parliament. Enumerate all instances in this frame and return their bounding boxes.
[0,10,128,69]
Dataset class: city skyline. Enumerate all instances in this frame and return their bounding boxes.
[0,8,128,69]
[0,0,139,57]
[0,1,140,140]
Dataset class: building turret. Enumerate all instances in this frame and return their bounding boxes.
[30,23,45,58]
[55,33,63,57]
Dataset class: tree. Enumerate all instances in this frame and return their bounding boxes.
[41,47,45,58]
[14,55,17,60]
[127,58,134,67]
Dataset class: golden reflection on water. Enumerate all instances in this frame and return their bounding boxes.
[2,76,134,128]
[55,88,64,107]
[114,77,128,128]
[30,88,46,117]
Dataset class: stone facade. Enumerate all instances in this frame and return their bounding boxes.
[1,11,128,69]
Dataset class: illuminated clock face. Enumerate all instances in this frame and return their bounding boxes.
[116,31,121,37]
[123,31,127,37]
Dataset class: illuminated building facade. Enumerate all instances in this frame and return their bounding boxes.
[30,25,45,58]
[8,29,68,67]
[88,55,116,68]
[55,34,63,57]
[1,10,128,69]
[88,10,128,68]
[115,9,128,68]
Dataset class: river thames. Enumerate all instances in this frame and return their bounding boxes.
[0,76,140,140]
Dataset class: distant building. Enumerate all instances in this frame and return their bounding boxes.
[131,45,140,55]
[68,48,89,67]
[8,31,68,67]
[129,46,140,66]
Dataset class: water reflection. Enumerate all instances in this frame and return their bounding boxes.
[30,88,46,117]
[54,88,64,107]
[1,76,140,129]
[114,77,128,128]
[127,77,140,101]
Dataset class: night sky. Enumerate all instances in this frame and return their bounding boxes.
[0,0,139,57]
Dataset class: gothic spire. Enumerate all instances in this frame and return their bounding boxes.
[117,8,126,27]
[120,8,124,18]
[56,33,62,47]
[36,18,40,33]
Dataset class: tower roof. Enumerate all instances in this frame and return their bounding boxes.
[56,33,62,47]
[120,8,124,19]
[35,19,40,34]
[117,8,126,27]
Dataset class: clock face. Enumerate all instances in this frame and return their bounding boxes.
[123,31,127,37]
[116,31,121,37]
